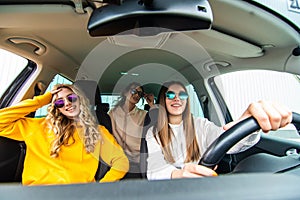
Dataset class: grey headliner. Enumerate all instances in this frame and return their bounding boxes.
[0,0,299,95]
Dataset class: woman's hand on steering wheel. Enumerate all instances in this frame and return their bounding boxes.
[171,163,218,179]
[223,100,292,133]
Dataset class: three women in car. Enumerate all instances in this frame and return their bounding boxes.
[0,81,292,184]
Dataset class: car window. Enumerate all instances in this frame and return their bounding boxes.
[213,70,300,140]
[187,84,204,118]
[254,0,300,28]
[0,49,28,97]
[34,74,72,118]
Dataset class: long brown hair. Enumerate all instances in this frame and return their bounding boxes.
[45,84,100,158]
[153,81,200,163]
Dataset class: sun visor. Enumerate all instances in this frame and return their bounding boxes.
[87,0,213,37]
[189,30,264,58]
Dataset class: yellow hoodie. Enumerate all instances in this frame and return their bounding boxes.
[0,92,129,185]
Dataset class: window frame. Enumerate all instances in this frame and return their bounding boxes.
[0,60,37,109]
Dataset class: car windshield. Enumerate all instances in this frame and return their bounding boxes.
[253,0,300,29]
[1,0,300,198]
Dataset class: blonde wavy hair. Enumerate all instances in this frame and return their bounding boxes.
[45,84,101,158]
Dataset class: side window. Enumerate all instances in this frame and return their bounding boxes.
[0,49,28,98]
[212,70,300,140]
[186,84,204,118]
[34,74,72,118]
[213,70,300,120]
[101,94,122,111]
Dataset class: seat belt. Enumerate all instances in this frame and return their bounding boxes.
[200,95,209,119]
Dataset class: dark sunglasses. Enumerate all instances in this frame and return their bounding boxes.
[130,89,145,98]
[165,91,189,100]
[54,93,78,108]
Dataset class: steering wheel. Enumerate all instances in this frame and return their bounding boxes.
[199,112,300,168]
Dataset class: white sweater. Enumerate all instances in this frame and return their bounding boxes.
[146,116,260,180]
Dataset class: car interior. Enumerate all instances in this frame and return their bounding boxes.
[0,0,300,199]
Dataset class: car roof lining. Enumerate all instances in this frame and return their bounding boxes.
[0,0,299,93]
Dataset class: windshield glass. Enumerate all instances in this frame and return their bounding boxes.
[253,0,300,28]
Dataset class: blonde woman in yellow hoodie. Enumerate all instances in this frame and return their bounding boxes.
[0,84,129,186]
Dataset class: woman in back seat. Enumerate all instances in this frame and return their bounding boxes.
[109,82,154,179]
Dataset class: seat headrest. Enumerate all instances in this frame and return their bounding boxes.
[74,80,102,105]
[99,103,110,113]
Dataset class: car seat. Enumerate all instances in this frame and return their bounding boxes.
[139,107,159,179]
[74,79,113,181]
[0,137,25,182]
[74,80,112,133]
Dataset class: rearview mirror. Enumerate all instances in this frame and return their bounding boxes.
[88,0,213,36]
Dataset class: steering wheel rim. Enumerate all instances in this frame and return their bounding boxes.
[198,112,300,168]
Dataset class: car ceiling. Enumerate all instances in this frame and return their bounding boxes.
[0,0,299,94]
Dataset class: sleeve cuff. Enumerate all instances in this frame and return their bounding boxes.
[35,92,52,106]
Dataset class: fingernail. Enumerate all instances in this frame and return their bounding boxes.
[212,172,218,177]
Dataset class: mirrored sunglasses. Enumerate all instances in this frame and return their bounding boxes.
[130,89,145,98]
[54,93,78,108]
[165,91,189,100]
